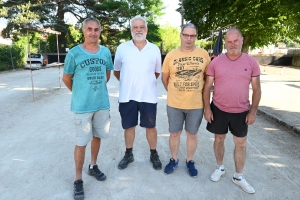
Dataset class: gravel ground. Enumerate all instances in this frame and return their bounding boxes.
[0,67,299,200]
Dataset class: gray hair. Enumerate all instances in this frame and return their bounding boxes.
[82,17,101,30]
[226,28,243,38]
[130,15,148,29]
[181,23,198,33]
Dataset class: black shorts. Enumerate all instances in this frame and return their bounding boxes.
[119,100,157,129]
[206,102,248,137]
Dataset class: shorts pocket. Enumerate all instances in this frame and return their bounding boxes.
[74,119,84,137]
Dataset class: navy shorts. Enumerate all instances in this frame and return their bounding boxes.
[206,102,248,137]
[119,100,157,129]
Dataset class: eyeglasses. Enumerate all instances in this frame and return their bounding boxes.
[181,33,197,39]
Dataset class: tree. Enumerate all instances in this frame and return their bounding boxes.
[159,24,181,54]
[159,24,213,54]
[0,0,164,53]
[182,0,300,53]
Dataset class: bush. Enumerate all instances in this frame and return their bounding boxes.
[0,44,26,71]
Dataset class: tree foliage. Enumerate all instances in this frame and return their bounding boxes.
[159,24,213,54]
[182,0,300,52]
[0,0,164,53]
[159,24,181,54]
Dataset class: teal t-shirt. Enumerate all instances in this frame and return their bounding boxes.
[64,44,114,113]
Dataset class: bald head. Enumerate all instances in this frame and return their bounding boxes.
[226,28,243,38]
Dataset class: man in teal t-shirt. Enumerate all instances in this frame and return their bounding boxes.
[62,17,113,200]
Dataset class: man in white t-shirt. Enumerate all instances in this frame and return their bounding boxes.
[114,15,162,170]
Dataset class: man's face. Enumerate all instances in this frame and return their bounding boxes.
[82,21,101,44]
[131,19,147,41]
[225,30,243,55]
[180,27,197,49]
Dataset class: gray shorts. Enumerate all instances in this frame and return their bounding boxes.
[167,105,204,134]
[74,109,110,146]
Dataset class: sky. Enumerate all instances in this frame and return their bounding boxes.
[160,0,182,27]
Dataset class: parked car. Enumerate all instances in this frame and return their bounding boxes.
[24,53,45,70]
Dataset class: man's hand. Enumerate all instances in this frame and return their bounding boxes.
[245,112,256,125]
[204,108,214,123]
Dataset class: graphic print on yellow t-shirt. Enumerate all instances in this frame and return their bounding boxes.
[162,48,210,109]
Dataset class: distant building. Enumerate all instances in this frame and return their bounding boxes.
[249,42,288,55]
[277,42,286,48]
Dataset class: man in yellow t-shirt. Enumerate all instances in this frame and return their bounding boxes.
[161,23,210,177]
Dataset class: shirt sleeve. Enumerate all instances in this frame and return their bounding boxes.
[105,47,114,71]
[155,46,162,73]
[162,52,171,74]
[206,59,215,77]
[251,57,261,76]
[114,45,122,71]
[64,52,76,74]
[203,50,211,73]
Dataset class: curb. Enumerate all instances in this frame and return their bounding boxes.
[257,109,300,135]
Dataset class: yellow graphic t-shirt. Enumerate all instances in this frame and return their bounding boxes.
[162,47,210,109]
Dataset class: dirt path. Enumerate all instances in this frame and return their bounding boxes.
[0,67,299,200]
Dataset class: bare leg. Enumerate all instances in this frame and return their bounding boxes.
[186,131,197,161]
[125,126,136,148]
[91,136,100,164]
[74,145,87,180]
[169,131,182,161]
[214,134,226,165]
[233,135,247,173]
[146,127,157,149]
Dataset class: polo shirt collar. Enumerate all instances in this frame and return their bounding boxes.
[130,39,150,50]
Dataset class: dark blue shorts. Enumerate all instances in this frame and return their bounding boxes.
[119,100,157,129]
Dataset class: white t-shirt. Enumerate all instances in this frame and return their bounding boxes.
[114,40,161,103]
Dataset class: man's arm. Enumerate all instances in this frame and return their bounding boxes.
[246,76,261,125]
[155,72,160,79]
[106,70,111,82]
[114,70,120,81]
[161,72,169,91]
[62,73,74,91]
[203,75,214,123]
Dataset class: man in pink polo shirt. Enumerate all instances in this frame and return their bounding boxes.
[203,28,261,194]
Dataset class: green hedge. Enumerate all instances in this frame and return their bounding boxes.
[0,45,26,71]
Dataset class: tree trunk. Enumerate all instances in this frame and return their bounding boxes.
[242,35,250,54]
[56,1,67,53]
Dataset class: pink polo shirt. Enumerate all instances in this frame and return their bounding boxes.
[206,53,260,113]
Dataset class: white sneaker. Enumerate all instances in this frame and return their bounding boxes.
[210,167,225,182]
[232,175,255,194]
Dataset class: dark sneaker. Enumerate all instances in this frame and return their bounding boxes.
[150,152,162,170]
[164,158,179,174]
[118,152,134,169]
[73,179,84,200]
[186,160,198,177]
[88,164,106,181]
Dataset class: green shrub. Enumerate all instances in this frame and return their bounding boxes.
[0,44,26,71]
